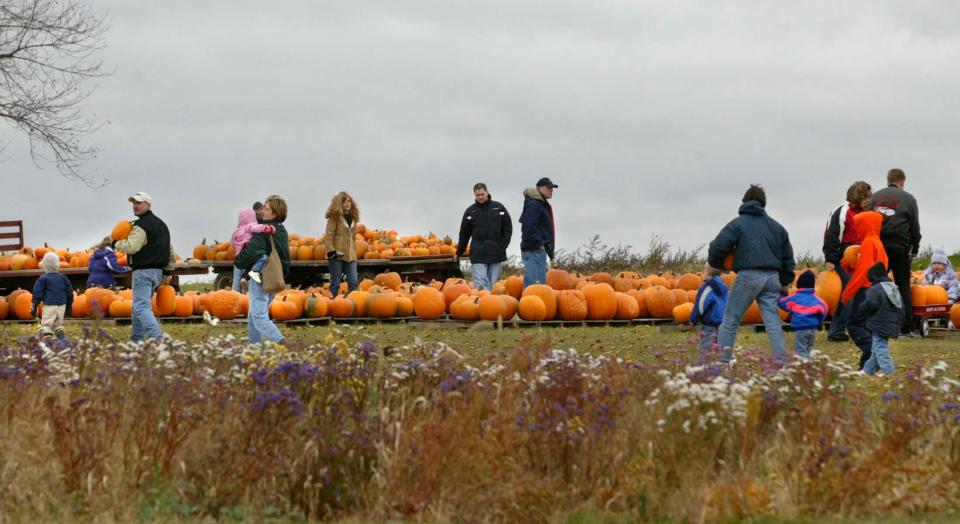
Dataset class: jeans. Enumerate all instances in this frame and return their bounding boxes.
[247,278,284,344]
[698,325,718,356]
[886,246,913,334]
[329,259,358,296]
[470,262,502,291]
[793,329,816,358]
[827,265,852,338]
[846,288,871,369]
[231,266,245,292]
[717,270,787,364]
[521,249,548,288]
[131,268,163,342]
[863,333,895,375]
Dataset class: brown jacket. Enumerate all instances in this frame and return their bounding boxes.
[325,215,357,262]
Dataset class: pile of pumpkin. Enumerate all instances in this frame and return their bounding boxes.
[184,224,460,263]
[0,245,126,271]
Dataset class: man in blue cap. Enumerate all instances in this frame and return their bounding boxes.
[519,177,557,288]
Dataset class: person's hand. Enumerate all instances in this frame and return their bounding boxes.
[825,262,835,271]
[30,305,37,318]
[262,225,276,234]
[704,263,723,277]
[162,274,173,285]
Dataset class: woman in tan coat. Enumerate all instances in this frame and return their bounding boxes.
[324,191,360,295]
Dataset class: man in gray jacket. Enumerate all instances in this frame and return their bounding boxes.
[869,168,921,336]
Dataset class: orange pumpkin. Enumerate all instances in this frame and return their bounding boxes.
[721,273,737,291]
[842,245,860,272]
[742,301,762,324]
[303,293,328,318]
[646,287,677,319]
[154,285,177,316]
[451,295,480,321]
[347,290,370,316]
[109,299,133,318]
[269,298,299,321]
[374,272,403,290]
[500,295,518,320]
[0,296,8,320]
[557,289,588,321]
[13,292,34,320]
[951,303,960,328]
[413,287,446,320]
[546,269,573,290]
[677,273,703,291]
[367,292,399,318]
[111,220,133,241]
[71,294,88,318]
[504,276,524,299]
[582,283,617,320]
[85,288,116,318]
[329,296,355,318]
[211,290,241,320]
[815,270,842,317]
[518,295,547,321]
[478,295,507,321]
[627,289,649,318]
[672,302,694,324]
[442,280,471,310]
[395,296,415,317]
[521,284,557,320]
[614,292,639,320]
[173,295,194,317]
[722,251,736,271]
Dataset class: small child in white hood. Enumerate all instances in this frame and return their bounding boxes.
[923,250,958,304]
[31,252,74,340]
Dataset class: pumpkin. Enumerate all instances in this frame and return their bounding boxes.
[374,272,403,290]
[504,276,524,299]
[677,273,703,291]
[546,269,573,290]
[951,303,960,328]
[646,275,668,288]
[173,295,194,317]
[518,295,547,321]
[10,254,29,270]
[842,245,860,272]
[85,288,116,318]
[413,287,446,320]
[478,295,507,321]
[346,290,370,316]
[0,296,8,320]
[211,290,241,320]
[154,285,177,316]
[646,287,677,319]
[671,288,688,305]
[521,284,557,320]
[672,302,694,324]
[721,273,737,291]
[296,245,314,261]
[111,220,133,241]
[367,292,399,318]
[580,283,617,320]
[71,294,88,318]
[329,296,355,318]
[500,295,518,320]
[611,277,635,293]
[627,289,649,318]
[557,289,588,321]
[722,251,736,271]
[614,292,639,320]
[395,296,415,317]
[742,301,762,324]
[815,270,842,317]
[442,280,471,310]
[13,292,34,320]
[269,298,299,321]
[109,299,133,317]
[303,293,328,318]
[450,295,480,321]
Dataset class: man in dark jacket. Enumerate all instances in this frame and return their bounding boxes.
[860,261,903,375]
[822,180,872,342]
[455,183,512,291]
[518,177,557,288]
[706,185,796,365]
[869,168,921,336]
[114,191,175,342]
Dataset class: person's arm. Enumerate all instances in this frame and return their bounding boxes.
[32,275,46,306]
[164,245,176,274]
[822,208,842,264]
[500,206,513,252]
[860,289,880,316]
[455,208,472,258]
[707,221,738,270]
[324,218,337,255]
[779,229,796,286]
[114,225,147,255]
[909,197,921,256]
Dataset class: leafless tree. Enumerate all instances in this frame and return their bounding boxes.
[0,0,108,185]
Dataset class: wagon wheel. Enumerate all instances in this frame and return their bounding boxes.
[214,272,234,290]
[919,318,930,338]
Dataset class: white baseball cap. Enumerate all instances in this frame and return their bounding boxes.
[128,191,152,204]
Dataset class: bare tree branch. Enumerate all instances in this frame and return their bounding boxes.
[0,0,109,186]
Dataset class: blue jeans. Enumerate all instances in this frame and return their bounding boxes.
[521,249,547,288]
[471,262,502,291]
[247,278,284,344]
[131,268,163,342]
[794,329,816,358]
[328,259,358,296]
[717,270,787,364]
[698,325,718,356]
[827,265,852,338]
[863,333,895,375]
[231,266,245,292]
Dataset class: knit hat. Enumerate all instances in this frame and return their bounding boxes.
[931,252,949,265]
[796,270,815,289]
[41,252,60,273]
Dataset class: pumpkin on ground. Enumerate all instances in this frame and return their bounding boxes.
[614,292,639,321]
[627,289,649,318]
[583,283,617,320]
[303,293,328,318]
[503,276,524,299]
[451,295,480,321]
[672,302,694,324]
[173,295,194,317]
[329,296,355,318]
[500,295,518,320]
[442,280,471,310]
[413,287,446,320]
[155,285,177,316]
[13,292,34,320]
[347,290,370,317]
[521,284,557,320]
[478,295,507,321]
[646,287,677,319]
[269,298,299,321]
[546,269,573,290]
[109,300,133,318]
[367,292,399,318]
[518,295,547,321]
[677,273,704,292]
[815,270,842,317]
[395,296,415,317]
[0,296,8,320]
[211,290,241,320]
[556,290,588,321]
[375,272,403,290]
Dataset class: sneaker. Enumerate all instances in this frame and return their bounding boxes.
[248,271,261,284]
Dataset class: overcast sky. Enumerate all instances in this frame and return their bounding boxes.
[5,1,958,265]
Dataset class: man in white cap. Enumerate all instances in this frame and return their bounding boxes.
[113,191,175,342]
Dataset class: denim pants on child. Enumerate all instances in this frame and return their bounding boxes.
[39,304,66,339]
[231,265,245,292]
[131,268,163,342]
[470,262,502,292]
[698,325,718,356]
[521,249,547,288]
[862,333,895,375]
[329,259,358,296]
[247,278,284,344]
[793,329,816,358]
[717,270,788,365]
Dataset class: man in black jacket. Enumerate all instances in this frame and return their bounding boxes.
[870,168,921,336]
[456,183,512,291]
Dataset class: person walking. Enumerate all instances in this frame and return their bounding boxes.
[519,177,557,288]
[822,181,872,341]
[235,194,290,344]
[707,185,796,365]
[113,191,175,342]
[870,168,921,336]
[324,192,360,296]
[455,183,512,291]
[840,211,889,369]
[31,252,74,340]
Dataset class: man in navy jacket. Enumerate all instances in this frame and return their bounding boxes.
[519,177,557,288]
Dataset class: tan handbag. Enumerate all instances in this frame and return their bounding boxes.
[261,235,285,293]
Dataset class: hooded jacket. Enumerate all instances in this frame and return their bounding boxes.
[32,253,74,308]
[235,221,290,277]
[778,288,829,330]
[841,211,889,304]
[707,200,796,286]
[87,246,129,288]
[231,208,271,253]
[861,262,904,338]
[519,188,555,259]
[870,184,921,253]
[456,197,512,264]
[689,276,729,327]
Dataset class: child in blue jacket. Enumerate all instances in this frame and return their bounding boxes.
[690,273,729,355]
[778,270,828,358]
[32,252,74,340]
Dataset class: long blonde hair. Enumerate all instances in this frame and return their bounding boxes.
[326,191,360,221]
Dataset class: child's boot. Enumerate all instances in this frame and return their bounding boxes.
[248,271,261,284]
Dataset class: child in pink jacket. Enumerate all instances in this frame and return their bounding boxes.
[232,208,275,285]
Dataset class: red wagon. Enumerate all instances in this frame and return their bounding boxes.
[912,303,952,337]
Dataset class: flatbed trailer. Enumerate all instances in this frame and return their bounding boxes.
[0,264,213,294]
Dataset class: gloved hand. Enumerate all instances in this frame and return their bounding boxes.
[262,225,276,234]
[30,305,38,318]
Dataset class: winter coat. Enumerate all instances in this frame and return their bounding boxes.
[235,221,290,277]
[87,247,129,288]
[870,185,921,253]
[690,276,729,327]
[231,208,271,253]
[778,288,829,330]
[822,201,864,265]
[518,188,555,259]
[841,211,889,304]
[456,198,512,264]
[32,257,74,308]
[861,262,904,338]
[923,259,959,303]
[324,214,357,262]
[707,200,796,286]
[113,210,176,273]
